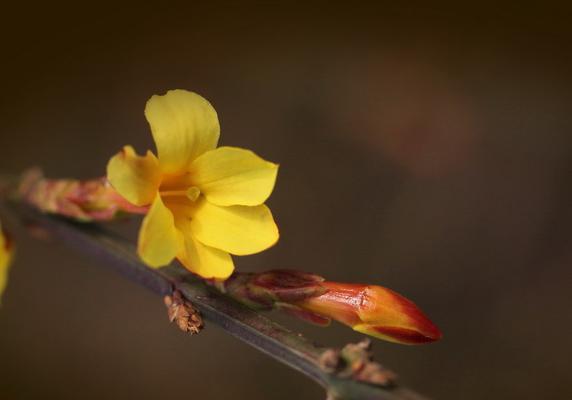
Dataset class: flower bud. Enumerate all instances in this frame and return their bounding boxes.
[297,282,442,344]
[219,270,442,345]
[18,169,147,221]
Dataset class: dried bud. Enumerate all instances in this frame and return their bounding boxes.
[18,168,147,222]
[164,291,203,334]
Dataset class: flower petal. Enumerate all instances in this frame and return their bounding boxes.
[107,146,161,206]
[190,199,279,255]
[145,90,220,174]
[189,146,278,206]
[0,224,14,304]
[138,196,181,267]
[166,202,234,279]
[178,235,234,279]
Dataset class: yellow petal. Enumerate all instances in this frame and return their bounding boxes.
[138,196,181,267]
[166,202,234,279]
[178,235,234,279]
[190,199,279,255]
[189,146,278,206]
[0,224,14,304]
[107,145,161,206]
[145,90,220,175]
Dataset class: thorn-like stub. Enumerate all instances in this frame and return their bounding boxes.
[164,290,203,335]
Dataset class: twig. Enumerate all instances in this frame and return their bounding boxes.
[3,202,430,400]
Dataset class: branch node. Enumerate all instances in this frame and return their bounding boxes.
[319,339,398,388]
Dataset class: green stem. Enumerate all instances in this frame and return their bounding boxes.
[2,201,429,400]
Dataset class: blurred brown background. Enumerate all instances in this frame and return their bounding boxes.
[1,2,571,399]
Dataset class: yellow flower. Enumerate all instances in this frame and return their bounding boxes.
[107,90,279,279]
[0,221,14,304]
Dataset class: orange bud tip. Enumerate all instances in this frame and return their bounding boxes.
[356,324,442,345]
[299,282,442,345]
[352,286,443,345]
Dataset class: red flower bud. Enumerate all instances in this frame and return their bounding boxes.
[219,270,442,345]
[297,282,442,345]
[18,169,147,221]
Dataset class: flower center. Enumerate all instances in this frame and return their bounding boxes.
[160,186,201,202]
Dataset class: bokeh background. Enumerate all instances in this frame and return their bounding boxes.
[1,3,571,399]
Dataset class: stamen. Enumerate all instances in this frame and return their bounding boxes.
[186,186,201,202]
[160,187,201,202]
